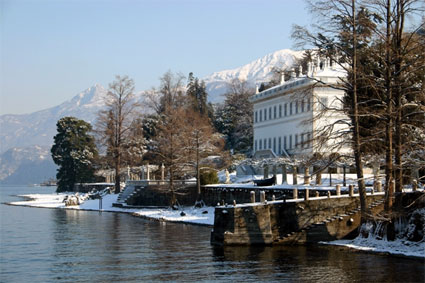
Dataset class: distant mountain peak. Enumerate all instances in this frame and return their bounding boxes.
[0,48,303,153]
[63,84,108,110]
[203,49,305,102]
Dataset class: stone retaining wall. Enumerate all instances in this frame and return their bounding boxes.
[126,185,198,206]
[211,194,386,245]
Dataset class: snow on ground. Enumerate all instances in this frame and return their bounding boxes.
[9,193,215,226]
[322,236,425,259]
[132,206,215,226]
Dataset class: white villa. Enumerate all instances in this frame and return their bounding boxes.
[250,57,350,159]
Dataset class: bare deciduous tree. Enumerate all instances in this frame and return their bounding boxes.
[96,75,142,193]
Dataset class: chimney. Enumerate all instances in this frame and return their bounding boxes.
[307,61,312,76]
[280,72,285,84]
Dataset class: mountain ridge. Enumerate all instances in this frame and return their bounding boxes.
[0,48,304,184]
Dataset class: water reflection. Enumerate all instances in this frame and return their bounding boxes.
[1,186,424,282]
[212,245,424,282]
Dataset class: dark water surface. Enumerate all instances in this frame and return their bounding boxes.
[1,186,424,282]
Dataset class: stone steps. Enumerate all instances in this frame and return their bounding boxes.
[273,197,386,245]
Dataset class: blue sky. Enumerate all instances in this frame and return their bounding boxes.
[1,0,310,115]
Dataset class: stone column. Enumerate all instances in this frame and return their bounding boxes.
[293,188,298,200]
[264,165,269,179]
[161,163,165,181]
[292,166,298,185]
[225,169,230,184]
[127,166,130,181]
[250,191,256,203]
[343,165,347,187]
[315,166,322,185]
[336,184,341,196]
[146,163,150,180]
[304,167,310,185]
[349,184,354,197]
[281,165,287,184]
[376,181,382,192]
[272,165,277,184]
[141,166,145,180]
[260,191,266,203]
[304,188,309,201]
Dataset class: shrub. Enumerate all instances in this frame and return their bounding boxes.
[200,170,218,185]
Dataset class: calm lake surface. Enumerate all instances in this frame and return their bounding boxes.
[1,185,424,282]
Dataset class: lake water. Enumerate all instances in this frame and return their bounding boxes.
[1,186,424,282]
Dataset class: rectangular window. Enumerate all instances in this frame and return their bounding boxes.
[273,137,276,153]
[284,136,287,150]
[269,107,272,120]
[274,106,277,119]
[268,138,271,149]
[307,98,311,111]
[284,103,287,116]
[295,101,298,114]
[301,100,305,112]
[264,139,267,149]
[289,135,292,149]
[254,140,257,151]
[264,109,267,121]
[259,139,262,150]
[278,137,282,154]
[259,110,262,122]
[295,134,298,148]
[290,102,293,115]
[307,133,312,148]
[255,111,258,123]
[301,134,304,148]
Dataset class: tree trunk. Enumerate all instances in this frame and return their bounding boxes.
[115,158,121,194]
[384,0,394,210]
[394,0,405,193]
[196,134,201,200]
[351,0,367,221]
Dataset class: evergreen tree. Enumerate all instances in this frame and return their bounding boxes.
[51,117,98,192]
[214,79,254,155]
[186,72,213,119]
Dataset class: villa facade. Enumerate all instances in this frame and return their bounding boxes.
[250,58,350,158]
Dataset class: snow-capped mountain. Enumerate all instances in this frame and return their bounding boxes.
[204,49,304,102]
[0,84,109,153]
[0,49,303,184]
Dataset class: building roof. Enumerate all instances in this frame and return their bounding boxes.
[250,60,347,104]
